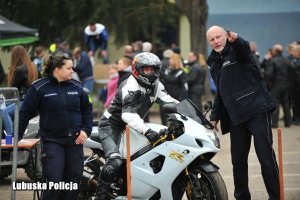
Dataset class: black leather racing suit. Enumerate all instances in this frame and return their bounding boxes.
[97,75,178,184]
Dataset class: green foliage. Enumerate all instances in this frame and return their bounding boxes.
[0,0,181,50]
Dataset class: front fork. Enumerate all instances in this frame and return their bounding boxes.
[185,167,203,199]
[185,159,219,199]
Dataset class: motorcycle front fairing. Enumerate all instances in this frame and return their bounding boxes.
[167,99,220,151]
[126,100,221,199]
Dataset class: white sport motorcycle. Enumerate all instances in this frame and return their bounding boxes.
[78,99,228,200]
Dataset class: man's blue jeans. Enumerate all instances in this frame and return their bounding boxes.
[0,101,23,135]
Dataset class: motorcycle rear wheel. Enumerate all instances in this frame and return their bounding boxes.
[78,157,104,200]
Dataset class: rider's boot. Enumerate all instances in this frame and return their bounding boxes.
[95,179,111,200]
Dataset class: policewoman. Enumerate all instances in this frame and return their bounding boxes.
[19,53,93,200]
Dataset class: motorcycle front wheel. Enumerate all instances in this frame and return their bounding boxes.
[173,166,228,200]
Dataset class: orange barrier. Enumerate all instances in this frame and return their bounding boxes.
[278,128,284,200]
[126,125,132,200]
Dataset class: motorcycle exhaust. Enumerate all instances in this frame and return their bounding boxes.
[82,170,98,187]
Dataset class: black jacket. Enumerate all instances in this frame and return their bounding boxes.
[73,51,93,81]
[289,56,300,93]
[264,54,293,93]
[104,75,177,133]
[186,61,206,94]
[161,68,187,101]
[19,76,93,139]
[11,64,31,100]
[207,37,275,134]
[0,60,5,85]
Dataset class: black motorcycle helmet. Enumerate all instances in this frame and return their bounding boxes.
[131,52,161,87]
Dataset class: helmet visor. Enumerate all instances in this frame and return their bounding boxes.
[140,65,160,83]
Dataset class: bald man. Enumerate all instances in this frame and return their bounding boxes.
[206,26,280,200]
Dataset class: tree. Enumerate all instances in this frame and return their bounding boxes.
[0,0,181,52]
[175,0,208,56]
[92,0,181,50]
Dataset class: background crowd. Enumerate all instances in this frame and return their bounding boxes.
[1,21,300,137]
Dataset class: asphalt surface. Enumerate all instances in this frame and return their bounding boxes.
[0,111,299,200]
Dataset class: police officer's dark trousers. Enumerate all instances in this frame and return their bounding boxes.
[40,136,84,200]
[230,112,280,200]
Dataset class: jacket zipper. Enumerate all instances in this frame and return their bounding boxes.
[59,83,72,134]
[236,91,255,101]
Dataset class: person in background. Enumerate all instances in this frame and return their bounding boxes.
[142,42,152,52]
[104,63,119,108]
[260,48,273,86]
[160,49,173,76]
[287,42,300,125]
[186,51,206,111]
[0,45,38,136]
[250,41,261,69]
[49,37,63,53]
[73,47,94,94]
[0,59,6,85]
[207,26,279,200]
[84,22,109,64]
[264,44,293,128]
[18,52,93,200]
[172,46,186,68]
[131,41,143,57]
[159,49,173,125]
[95,52,178,199]
[163,53,188,102]
[117,57,132,86]
[32,46,45,78]
[123,45,133,61]
[200,53,217,96]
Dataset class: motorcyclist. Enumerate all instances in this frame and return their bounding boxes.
[96,52,178,199]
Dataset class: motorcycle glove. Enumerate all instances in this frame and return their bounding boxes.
[144,129,161,143]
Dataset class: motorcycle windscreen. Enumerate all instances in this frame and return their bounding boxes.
[175,99,214,130]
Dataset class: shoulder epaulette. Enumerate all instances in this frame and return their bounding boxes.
[32,78,49,91]
[70,79,83,88]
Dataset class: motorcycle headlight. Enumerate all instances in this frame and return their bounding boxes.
[207,129,220,149]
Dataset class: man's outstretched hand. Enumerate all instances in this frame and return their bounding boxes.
[227,30,238,43]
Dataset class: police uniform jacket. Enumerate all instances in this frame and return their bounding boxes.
[19,76,93,139]
[207,37,275,134]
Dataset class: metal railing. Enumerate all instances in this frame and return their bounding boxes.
[0,87,20,200]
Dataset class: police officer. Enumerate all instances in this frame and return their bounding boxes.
[19,52,93,200]
[96,52,178,199]
[207,26,280,200]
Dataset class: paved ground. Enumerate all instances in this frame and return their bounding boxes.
[1,110,300,199]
